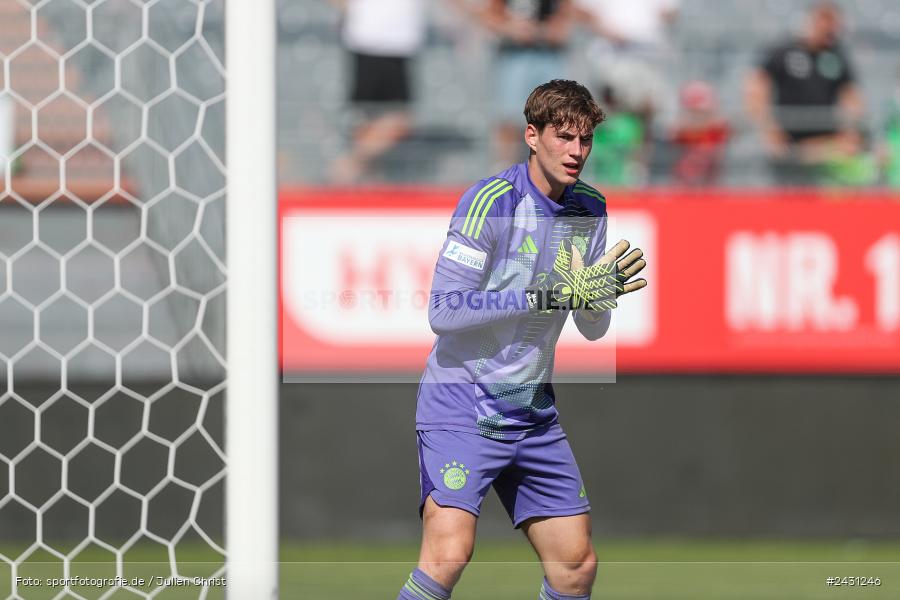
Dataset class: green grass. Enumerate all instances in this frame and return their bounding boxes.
[3,539,900,599]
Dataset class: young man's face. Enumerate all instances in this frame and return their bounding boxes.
[526,122,594,190]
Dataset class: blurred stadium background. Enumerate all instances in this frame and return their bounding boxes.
[1,0,899,598]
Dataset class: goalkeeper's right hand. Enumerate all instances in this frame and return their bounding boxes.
[526,239,647,312]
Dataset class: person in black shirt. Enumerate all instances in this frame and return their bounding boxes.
[744,1,865,185]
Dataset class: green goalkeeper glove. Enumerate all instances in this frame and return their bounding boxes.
[526,239,647,311]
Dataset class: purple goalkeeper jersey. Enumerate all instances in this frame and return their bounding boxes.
[416,162,611,440]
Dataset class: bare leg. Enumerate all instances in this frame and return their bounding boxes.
[417,495,478,589]
[331,110,412,183]
[522,513,597,596]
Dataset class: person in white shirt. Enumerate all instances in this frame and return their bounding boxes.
[575,0,679,124]
[578,0,678,49]
[330,0,427,183]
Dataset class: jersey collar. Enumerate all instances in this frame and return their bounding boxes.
[520,161,575,213]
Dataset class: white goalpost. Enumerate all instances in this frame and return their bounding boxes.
[224,0,279,597]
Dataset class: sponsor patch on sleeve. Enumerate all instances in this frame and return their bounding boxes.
[442,241,487,271]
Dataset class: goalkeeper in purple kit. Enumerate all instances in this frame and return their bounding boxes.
[397,80,648,600]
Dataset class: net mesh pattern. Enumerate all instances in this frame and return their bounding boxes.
[0,0,227,596]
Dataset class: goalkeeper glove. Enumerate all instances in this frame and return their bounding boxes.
[526,239,647,311]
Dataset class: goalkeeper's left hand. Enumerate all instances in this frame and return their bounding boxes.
[593,238,648,299]
[526,238,647,312]
[575,239,647,319]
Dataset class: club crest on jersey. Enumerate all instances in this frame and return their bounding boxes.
[572,236,588,258]
[443,242,486,271]
[440,460,470,490]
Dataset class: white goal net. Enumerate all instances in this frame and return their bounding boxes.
[0,0,229,597]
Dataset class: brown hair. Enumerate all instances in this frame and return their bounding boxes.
[523,79,606,133]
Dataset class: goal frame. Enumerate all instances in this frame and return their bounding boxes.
[225,0,279,598]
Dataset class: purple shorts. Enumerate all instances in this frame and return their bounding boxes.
[417,424,590,527]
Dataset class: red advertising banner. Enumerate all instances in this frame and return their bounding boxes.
[281,188,900,374]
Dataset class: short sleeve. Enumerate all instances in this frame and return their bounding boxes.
[834,45,856,87]
[760,44,782,78]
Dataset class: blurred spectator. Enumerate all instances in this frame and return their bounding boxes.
[670,81,730,186]
[329,0,426,183]
[744,1,865,186]
[818,130,878,187]
[882,70,900,188]
[477,0,573,168]
[575,0,679,127]
[588,84,645,186]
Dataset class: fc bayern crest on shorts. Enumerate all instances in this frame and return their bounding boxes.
[440,461,470,490]
[417,427,590,527]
